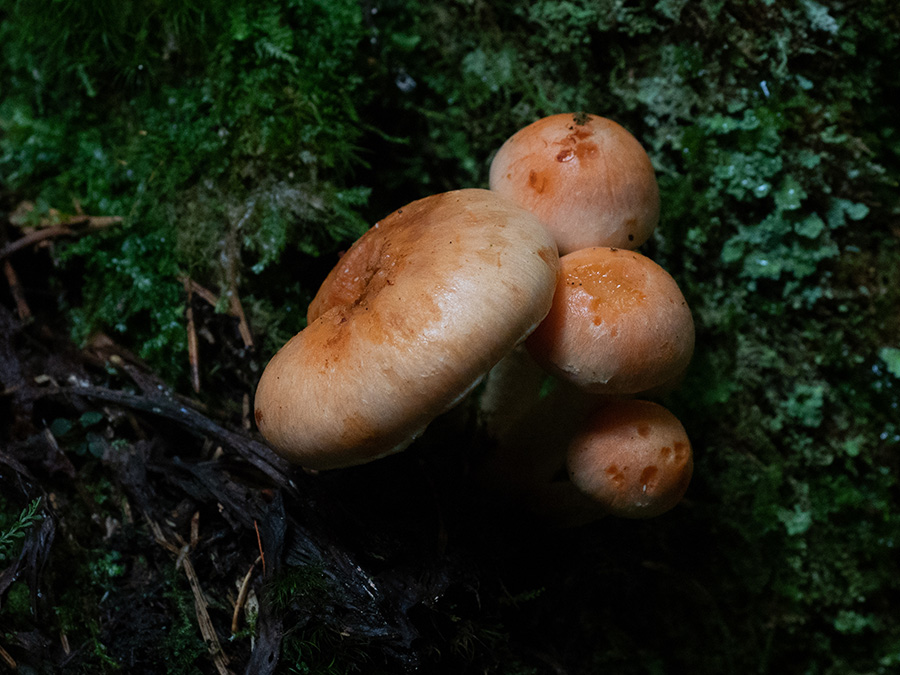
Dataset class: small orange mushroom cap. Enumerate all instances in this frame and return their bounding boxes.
[489,113,660,255]
[525,246,694,396]
[566,400,693,519]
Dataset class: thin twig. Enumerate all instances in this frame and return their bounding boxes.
[190,511,200,550]
[0,214,122,261]
[178,547,233,675]
[3,259,32,320]
[184,277,201,393]
[254,520,266,576]
[228,287,254,349]
[180,277,219,307]
[145,517,180,555]
[177,276,254,349]
[0,643,16,669]
[57,384,294,485]
[231,555,262,634]
[146,515,233,675]
[0,226,71,261]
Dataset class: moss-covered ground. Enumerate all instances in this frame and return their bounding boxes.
[2,1,899,672]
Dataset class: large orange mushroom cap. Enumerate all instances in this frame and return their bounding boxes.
[254,189,560,470]
[566,400,693,519]
[489,113,660,255]
[525,246,694,396]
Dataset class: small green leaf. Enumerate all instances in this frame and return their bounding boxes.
[49,418,74,437]
[778,505,813,536]
[79,411,105,427]
[774,176,806,211]
[86,432,106,458]
[844,201,869,221]
[879,347,900,379]
[794,213,826,238]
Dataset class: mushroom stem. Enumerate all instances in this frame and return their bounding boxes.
[477,378,607,511]
[478,345,548,443]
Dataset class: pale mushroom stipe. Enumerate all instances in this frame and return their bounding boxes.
[489,112,660,255]
[254,189,559,470]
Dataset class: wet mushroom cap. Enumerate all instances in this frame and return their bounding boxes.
[254,188,560,470]
[489,112,660,255]
[566,400,693,519]
[525,246,694,396]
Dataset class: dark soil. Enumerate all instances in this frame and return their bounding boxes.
[1,242,713,675]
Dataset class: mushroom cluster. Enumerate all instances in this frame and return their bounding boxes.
[480,112,696,527]
[253,112,695,529]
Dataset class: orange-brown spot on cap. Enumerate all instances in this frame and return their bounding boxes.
[605,465,625,487]
[573,262,648,318]
[640,465,659,492]
[488,112,659,254]
[526,246,693,396]
[566,400,693,519]
[528,169,549,194]
[575,141,599,161]
[537,246,559,268]
[569,126,593,141]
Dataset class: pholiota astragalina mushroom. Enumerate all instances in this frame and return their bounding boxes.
[253,188,559,471]
[253,114,696,528]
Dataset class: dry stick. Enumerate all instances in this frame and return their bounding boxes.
[181,277,219,306]
[146,517,233,675]
[254,520,266,576]
[179,549,233,675]
[2,259,32,320]
[64,385,294,485]
[0,225,71,261]
[190,511,200,550]
[231,555,262,634]
[184,277,202,393]
[228,287,254,349]
[0,643,16,670]
[178,277,254,349]
[39,212,123,229]
[0,215,122,262]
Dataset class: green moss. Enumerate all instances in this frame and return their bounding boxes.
[1,0,374,381]
[161,573,210,675]
[3,0,900,672]
[265,564,330,612]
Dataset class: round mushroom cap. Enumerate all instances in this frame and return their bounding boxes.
[254,189,560,470]
[489,113,659,255]
[566,400,693,519]
[525,246,694,396]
